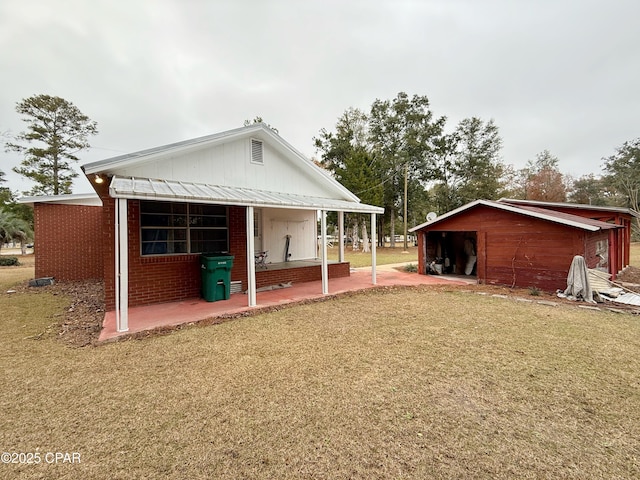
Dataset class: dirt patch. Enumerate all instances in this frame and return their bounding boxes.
[617,265,640,291]
[13,279,105,347]
[57,281,105,346]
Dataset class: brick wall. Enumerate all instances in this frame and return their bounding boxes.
[97,184,116,312]
[255,262,350,289]
[34,203,104,281]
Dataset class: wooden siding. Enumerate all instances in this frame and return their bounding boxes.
[484,229,585,289]
[413,204,614,291]
[507,203,633,271]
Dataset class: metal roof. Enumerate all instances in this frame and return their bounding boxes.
[498,198,640,218]
[409,199,621,233]
[516,205,621,229]
[110,176,384,214]
[607,292,640,307]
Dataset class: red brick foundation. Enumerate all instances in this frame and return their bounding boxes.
[255,262,350,289]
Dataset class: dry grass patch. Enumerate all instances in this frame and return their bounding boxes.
[630,242,640,267]
[1,286,639,479]
[0,254,35,291]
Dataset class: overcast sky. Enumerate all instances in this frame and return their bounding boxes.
[1,0,638,194]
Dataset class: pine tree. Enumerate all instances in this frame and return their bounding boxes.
[6,94,98,195]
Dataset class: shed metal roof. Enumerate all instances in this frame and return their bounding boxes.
[516,205,621,229]
[109,176,384,214]
[409,199,621,233]
[498,198,640,218]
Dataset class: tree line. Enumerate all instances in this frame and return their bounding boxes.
[314,92,640,244]
[1,92,639,250]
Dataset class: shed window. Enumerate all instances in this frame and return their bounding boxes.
[140,201,228,255]
[251,139,264,164]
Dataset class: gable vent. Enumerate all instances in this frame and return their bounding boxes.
[251,139,264,164]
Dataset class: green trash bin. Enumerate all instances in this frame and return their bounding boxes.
[200,254,234,302]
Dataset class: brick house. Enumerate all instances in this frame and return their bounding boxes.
[23,124,384,333]
[24,193,104,282]
[409,199,637,291]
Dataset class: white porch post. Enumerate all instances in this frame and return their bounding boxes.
[371,213,377,285]
[115,198,129,332]
[246,206,257,307]
[338,211,345,263]
[320,209,329,294]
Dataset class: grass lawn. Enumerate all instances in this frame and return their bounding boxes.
[1,252,639,478]
[327,245,418,268]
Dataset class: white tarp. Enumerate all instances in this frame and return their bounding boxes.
[563,255,596,303]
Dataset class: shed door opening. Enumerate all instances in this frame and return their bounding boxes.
[424,231,477,276]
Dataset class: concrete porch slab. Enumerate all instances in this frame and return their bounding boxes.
[98,265,471,342]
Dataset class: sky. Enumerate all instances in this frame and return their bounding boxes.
[1,0,639,195]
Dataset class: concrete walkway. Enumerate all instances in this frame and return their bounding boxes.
[98,265,471,342]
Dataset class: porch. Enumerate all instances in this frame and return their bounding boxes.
[98,264,472,342]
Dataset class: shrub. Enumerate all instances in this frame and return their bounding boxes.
[404,263,418,273]
[0,256,20,266]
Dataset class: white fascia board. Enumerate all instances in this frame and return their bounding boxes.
[18,193,102,207]
[409,199,600,232]
[409,200,486,232]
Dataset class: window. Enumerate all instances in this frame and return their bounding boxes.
[251,139,263,164]
[595,239,608,268]
[140,201,228,255]
[253,208,262,251]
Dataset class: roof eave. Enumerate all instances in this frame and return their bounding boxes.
[410,199,605,232]
[82,124,260,174]
[109,176,384,214]
[17,193,102,207]
[498,198,640,218]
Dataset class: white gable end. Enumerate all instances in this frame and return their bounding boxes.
[86,125,354,201]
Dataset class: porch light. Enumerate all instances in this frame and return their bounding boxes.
[94,174,104,184]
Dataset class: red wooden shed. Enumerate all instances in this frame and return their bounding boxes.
[409,199,637,291]
[497,198,637,273]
